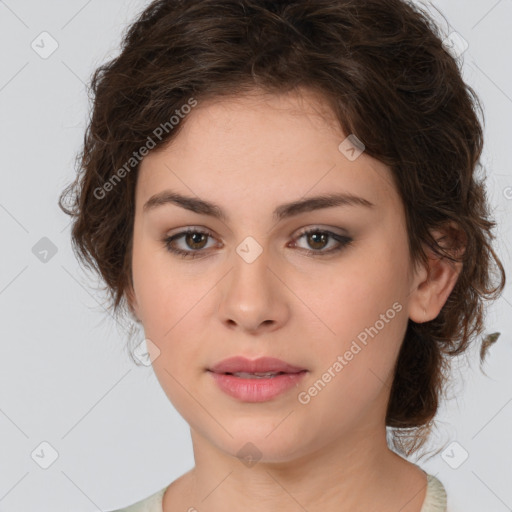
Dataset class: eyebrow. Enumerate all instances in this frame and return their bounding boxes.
[143,190,375,222]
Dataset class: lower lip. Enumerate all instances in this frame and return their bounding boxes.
[208,371,307,402]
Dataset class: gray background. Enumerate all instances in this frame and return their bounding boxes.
[0,1,510,511]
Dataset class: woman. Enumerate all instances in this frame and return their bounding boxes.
[59,0,506,510]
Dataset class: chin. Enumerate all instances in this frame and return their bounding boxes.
[215,423,310,464]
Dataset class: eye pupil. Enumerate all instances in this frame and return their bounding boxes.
[187,232,208,249]
[308,232,328,250]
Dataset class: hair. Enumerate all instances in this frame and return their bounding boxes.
[58,0,506,457]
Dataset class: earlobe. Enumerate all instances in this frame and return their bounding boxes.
[407,260,430,324]
[408,225,465,323]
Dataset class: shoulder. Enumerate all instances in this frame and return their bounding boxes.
[108,484,168,512]
[421,473,448,512]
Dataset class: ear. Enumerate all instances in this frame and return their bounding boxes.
[408,223,465,323]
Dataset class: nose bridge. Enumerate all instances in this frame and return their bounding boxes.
[230,234,273,302]
[217,234,288,331]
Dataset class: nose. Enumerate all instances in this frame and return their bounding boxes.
[217,242,290,334]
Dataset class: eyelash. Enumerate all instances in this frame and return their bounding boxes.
[162,227,353,259]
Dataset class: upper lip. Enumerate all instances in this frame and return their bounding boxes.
[208,356,307,374]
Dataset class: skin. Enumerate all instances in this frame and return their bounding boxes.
[127,87,462,512]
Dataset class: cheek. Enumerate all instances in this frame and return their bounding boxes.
[132,235,186,327]
[296,270,408,430]
[303,245,409,381]
[137,275,202,347]
[310,253,406,337]
[131,243,214,366]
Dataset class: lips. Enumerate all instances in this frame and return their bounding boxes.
[208,356,307,375]
[207,356,308,402]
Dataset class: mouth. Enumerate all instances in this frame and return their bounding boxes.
[208,355,308,375]
[217,370,306,379]
[207,356,308,402]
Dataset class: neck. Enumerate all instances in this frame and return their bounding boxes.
[165,423,428,512]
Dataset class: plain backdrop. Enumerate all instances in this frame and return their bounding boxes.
[0,1,511,511]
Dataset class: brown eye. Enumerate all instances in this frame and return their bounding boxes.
[291,228,353,256]
[306,231,329,250]
[163,228,216,259]
[184,231,209,250]
[162,227,353,260]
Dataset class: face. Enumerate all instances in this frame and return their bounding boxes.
[128,88,423,463]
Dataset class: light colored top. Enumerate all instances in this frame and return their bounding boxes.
[110,472,447,512]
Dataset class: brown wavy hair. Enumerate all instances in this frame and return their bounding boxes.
[58,0,506,456]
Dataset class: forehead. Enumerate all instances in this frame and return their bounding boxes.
[148,88,346,160]
[136,88,400,218]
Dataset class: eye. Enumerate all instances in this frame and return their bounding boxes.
[162,228,218,259]
[162,227,353,259]
[290,228,353,256]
